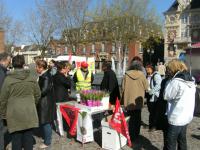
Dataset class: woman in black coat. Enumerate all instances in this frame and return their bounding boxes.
[100,62,120,105]
[53,62,71,102]
[36,60,54,149]
[154,76,169,150]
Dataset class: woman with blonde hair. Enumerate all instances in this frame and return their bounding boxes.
[164,59,196,150]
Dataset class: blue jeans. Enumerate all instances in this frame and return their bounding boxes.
[42,123,52,145]
[166,124,187,150]
[0,119,4,150]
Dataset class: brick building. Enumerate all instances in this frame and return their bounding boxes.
[0,28,5,53]
[48,38,141,68]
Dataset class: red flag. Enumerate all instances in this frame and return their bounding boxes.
[60,104,79,136]
[109,98,132,147]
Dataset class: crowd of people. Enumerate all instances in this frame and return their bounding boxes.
[121,57,197,150]
[0,52,199,150]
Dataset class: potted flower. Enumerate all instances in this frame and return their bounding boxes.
[79,90,108,107]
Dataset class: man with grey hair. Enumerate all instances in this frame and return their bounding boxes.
[0,52,11,150]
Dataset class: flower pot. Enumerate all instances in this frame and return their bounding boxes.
[87,100,93,107]
[95,100,101,106]
[92,100,97,107]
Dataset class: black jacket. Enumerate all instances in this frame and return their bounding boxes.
[53,72,71,102]
[37,70,55,124]
[0,64,7,90]
[100,69,120,104]
[155,77,169,130]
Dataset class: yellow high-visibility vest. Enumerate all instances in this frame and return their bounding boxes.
[76,69,92,91]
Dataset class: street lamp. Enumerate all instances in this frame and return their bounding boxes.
[147,49,154,65]
[188,43,192,75]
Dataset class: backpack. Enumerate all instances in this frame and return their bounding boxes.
[150,72,158,88]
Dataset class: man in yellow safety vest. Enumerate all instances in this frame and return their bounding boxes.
[73,61,94,91]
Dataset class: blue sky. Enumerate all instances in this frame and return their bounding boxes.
[151,0,175,16]
[4,0,175,21]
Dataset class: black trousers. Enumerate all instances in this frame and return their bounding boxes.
[128,109,141,141]
[11,129,33,150]
[147,96,158,129]
[0,119,4,150]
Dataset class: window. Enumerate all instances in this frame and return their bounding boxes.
[181,14,188,24]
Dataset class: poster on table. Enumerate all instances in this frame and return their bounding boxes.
[76,110,94,143]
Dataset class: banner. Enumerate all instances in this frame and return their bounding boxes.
[68,52,72,64]
[60,104,80,136]
[109,98,132,147]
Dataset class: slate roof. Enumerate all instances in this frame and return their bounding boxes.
[165,0,200,13]
[166,0,179,12]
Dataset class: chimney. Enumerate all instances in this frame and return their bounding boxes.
[0,28,5,53]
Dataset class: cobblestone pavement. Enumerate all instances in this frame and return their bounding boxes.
[7,106,200,150]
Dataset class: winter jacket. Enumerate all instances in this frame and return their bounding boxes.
[100,69,120,104]
[148,71,162,102]
[0,64,7,90]
[0,69,41,133]
[164,71,196,126]
[122,70,149,110]
[37,70,55,124]
[53,72,71,102]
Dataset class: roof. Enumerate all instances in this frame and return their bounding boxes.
[165,0,200,13]
[165,0,178,13]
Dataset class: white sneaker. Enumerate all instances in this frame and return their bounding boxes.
[39,143,48,149]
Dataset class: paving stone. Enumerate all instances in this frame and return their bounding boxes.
[6,105,200,150]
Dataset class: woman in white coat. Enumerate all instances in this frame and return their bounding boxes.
[164,59,196,150]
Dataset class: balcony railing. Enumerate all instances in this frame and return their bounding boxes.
[173,37,191,43]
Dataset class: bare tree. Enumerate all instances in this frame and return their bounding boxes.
[87,0,162,41]
[26,0,56,56]
[0,0,24,52]
[0,0,12,30]
[45,0,90,49]
[5,21,25,52]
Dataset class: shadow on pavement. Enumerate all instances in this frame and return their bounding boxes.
[131,135,159,150]
[191,134,200,140]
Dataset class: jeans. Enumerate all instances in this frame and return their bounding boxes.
[128,109,141,141]
[42,123,52,145]
[12,129,33,150]
[0,119,4,150]
[166,124,187,150]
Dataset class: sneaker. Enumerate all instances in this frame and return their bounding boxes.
[39,143,48,149]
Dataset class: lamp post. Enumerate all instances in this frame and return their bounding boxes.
[188,43,192,75]
[147,49,154,65]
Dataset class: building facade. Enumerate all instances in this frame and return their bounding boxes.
[0,28,5,53]
[164,0,200,62]
[49,16,161,67]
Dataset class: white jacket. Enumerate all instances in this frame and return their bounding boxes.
[164,77,196,126]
